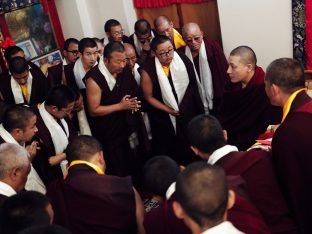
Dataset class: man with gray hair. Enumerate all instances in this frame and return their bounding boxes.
[0,143,31,205]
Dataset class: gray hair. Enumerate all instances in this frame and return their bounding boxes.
[0,143,30,179]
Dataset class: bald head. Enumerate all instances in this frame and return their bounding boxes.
[124,43,137,69]
[230,46,257,69]
[154,15,174,40]
[182,22,203,52]
[182,22,201,36]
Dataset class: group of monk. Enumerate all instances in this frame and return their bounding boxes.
[0,14,311,234]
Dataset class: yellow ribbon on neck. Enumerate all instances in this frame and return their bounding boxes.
[173,28,186,49]
[64,160,105,179]
[162,66,170,77]
[20,84,28,100]
[281,88,307,123]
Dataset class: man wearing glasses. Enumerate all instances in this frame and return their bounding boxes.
[47,38,79,87]
[104,19,130,45]
[129,19,155,65]
[179,23,228,114]
[141,35,204,166]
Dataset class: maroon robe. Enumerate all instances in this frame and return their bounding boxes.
[144,178,270,234]
[272,91,312,233]
[85,65,143,176]
[32,107,78,187]
[47,63,63,87]
[217,67,282,150]
[178,37,229,114]
[0,69,48,107]
[47,164,137,234]
[141,53,204,165]
[215,148,297,234]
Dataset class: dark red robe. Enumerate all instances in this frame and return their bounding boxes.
[85,65,144,176]
[178,37,229,114]
[0,68,48,107]
[32,107,77,187]
[47,63,63,87]
[215,149,297,234]
[272,91,312,233]
[47,164,137,234]
[217,67,282,150]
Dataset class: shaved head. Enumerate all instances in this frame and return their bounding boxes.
[182,22,203,52]
[154,15,171,29]
[124,43,136,55]
[182,22,201,36]
[230,46,257,69]
[124,43,137,69]
[154,15,174,40]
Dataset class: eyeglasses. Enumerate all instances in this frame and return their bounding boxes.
[138,36,152,44]
[111,30,124,37]
[157,48,174,58]
[185,36,202,43]
[67,50,79,56]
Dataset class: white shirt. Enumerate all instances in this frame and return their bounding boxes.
[201,221,244,234]
[208,145,239,165]
[165,182,176,200]
[0,181,16,197]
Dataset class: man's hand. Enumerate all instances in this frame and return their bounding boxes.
[119,95,141,112]
[26,141,39,162]
[48,153,66,166]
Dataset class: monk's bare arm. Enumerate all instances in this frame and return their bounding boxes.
[133,188,145,234]
[141,70,178,115]
[86,77,138,117]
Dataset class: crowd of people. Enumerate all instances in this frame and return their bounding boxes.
[0,15,311,234]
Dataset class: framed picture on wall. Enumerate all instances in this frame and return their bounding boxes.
[16,39,37,60]
[31,49,63,68]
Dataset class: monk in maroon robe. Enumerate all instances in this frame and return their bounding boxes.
[178,23,228,114]
[141,35,204,165]
[47,135,144,234]
[187,114,298,234]
[217,46,282,150]
[265,58,312,233]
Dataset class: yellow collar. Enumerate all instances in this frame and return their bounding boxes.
[173,28,186,49]
[64,160,105,179]
[281,88,306,123]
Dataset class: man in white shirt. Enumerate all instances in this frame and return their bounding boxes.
[173,162,243,234]
[0,143,31,206]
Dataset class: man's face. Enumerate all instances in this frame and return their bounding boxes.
[125,48,137,70]
[74,94,84,112]
[109,25,124,42]
[64,42,79,64]
[53,101,75,119]
[81,47,98,69]
[12,70,29,85]
[156,21,174,41]
[227,55,249,83]
[96,42,104,58]
[21,115,38,142]
[137,32,152,46]
[183,29,203,52]
[104,51,127,75]
[155,41,174,66]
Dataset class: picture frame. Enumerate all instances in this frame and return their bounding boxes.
[16,39,37,60]
[31,49,63,68]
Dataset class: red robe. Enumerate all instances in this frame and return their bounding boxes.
[215,149,297,234]
[217,67,282,150]
[272,91,312,233]
[178,37,229,113]
[47,164,137,234]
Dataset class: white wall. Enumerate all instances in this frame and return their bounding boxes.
[217,0,293,69]
[55,0,137,40]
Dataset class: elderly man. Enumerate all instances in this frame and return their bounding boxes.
[0,143,31,205]
[124,43,140,85]
[154,15,186,50]
[265,58,312,233]
[216,46,281,150]
[179,23,228,113]
[0,56,48,106]
[85,42,142,176]
[0,105,46,194]
[47,135,144,234]
[129,19,155,64]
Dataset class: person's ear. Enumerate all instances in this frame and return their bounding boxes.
[98,151,106,173]
[223,130,228,141]
[271,83,280,97]
[173,201,186,219]
[246,63,253,72]
[170,21,174,28]
[227,190,236,210]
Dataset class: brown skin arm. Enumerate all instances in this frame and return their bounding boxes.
[134,188,145,234]
[141,70,179,116]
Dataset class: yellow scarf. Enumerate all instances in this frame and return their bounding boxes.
[162,66,170,77]
[20,84,28,101]
[64,160,105,179]
[281,88,307,123]
[173,28,186,49]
